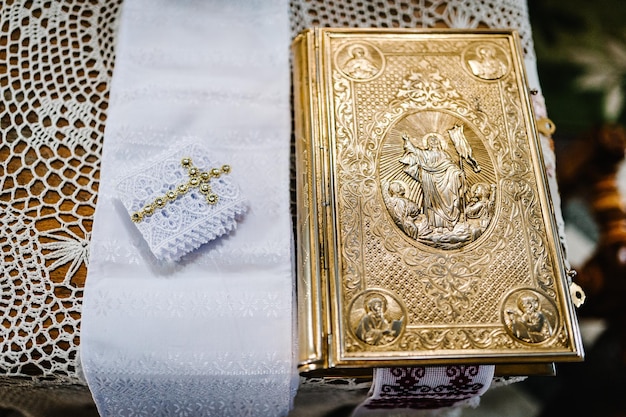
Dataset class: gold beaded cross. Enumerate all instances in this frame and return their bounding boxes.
[131,157,231,223]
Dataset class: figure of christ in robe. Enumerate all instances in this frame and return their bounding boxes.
[400,133,464,233]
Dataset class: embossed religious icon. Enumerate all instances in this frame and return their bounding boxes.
[503,289,559,344]
[292,29,584,376]
[381,113,494,249]
[465,43,509,80]
[349,290,406,346]
[336,42,383,81]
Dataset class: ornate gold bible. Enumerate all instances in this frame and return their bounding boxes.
[292,28,584,375]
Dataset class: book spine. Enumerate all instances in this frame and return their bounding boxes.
[292,29,328,372]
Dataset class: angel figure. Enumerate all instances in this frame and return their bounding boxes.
[383,180,422,239]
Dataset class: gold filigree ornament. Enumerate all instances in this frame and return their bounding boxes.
[131,157,231,223]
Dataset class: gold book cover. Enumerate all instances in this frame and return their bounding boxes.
[292,28,584,375]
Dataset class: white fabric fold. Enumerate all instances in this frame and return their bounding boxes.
[80,0,296,416]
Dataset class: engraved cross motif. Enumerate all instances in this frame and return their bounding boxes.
[131,157,231,223]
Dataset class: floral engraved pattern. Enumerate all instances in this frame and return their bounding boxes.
[422,258,479,319]
[370,63,500,323]
[397,61,462,105]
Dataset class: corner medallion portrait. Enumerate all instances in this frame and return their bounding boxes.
[463,43,510,81]
[335,42,384,81]
[379,110,497,250]
[502,289,559,344]
[349,289,406,347]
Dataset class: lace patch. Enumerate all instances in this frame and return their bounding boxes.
[115,143,248,263]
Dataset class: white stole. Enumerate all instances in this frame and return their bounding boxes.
[80,0,297,415]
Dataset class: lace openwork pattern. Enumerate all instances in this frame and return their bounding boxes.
[1,0,122,379]
[1,0,553,392]
[289,0,535,62]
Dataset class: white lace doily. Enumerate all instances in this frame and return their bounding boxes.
[0,0,122,380]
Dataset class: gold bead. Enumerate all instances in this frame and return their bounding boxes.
[206,193,218,204]
[200,172,210,182]
[210,168,221,178]
[143,205,154,216]
[189,177,199,187]
[178,184,188,193]
[166,190,177,200]
[131,212,143,222]
[181,157,192,167]
[222,164,231,174]
[199,183,211,194]
[189,167,199,177]
[155,198,166,208]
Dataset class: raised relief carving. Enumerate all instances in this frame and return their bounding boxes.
[336,42,384,81]
[503,289,558,344]
[382,179,422,240]
[350,290,406,346]
[381,114,496,250]
[331,37,571,354]
[294,30,584,367]
[371,63,501,321]
[465,182,496,231]
[465,43,509,80]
